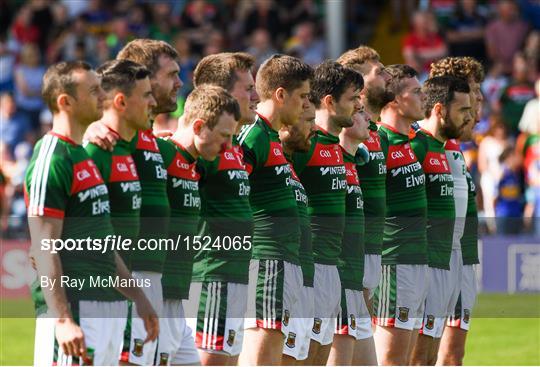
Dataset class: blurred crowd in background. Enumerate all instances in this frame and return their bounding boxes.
[0,0,539,238]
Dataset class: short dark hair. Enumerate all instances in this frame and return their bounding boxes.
[97,59,151,96]
[117,39,178,77]
[309,60,364,108]
[193,52,255,91]
[384,64,418,97]
[42,60,92,113]
[423,75,471,118]
[255,54,314,101]
[183,85,240,130]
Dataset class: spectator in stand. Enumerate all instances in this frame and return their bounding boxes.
[481,62,508,111]
[11,5,40,46]
[13,43,45,130]
[281,0,319,34]
[523,31,540,79]
[485,0,529,75]
[518,78,540,135]
[181,0,220,55]
[284,21,325,67]
[497,53,536,136]
[243,0,282,42]
[0,93,32,157]
[0,35,16,92]
[389,0,416,33]
[402,10,448,81]
[148,2,177,43]
[518,0,540,30]
[58,15,97,62]
[445,0,487,63]
[478,116,511,233]
[28,0,54,54]
[173,33,198,99]
[127,4,150,38]
[495,147,525,234]
[246,28,278,70]
[82,0,112,34]
[106,16,133,57]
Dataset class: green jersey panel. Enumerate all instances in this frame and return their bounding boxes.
[238,115,300,263]
[358,121,386,255]
[411,130,455,269]
[85,139,141,268]
[192,136,254,284]
[25,132,119,309]
[338,150,365,290]
[293,129,346,265]
[159,138,200,300]
[130,129,170,272]
[378,124,428,265]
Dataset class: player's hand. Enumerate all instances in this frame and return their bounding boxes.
[134,297,159,343]
[55,317,87,359]
[83,121,118,151]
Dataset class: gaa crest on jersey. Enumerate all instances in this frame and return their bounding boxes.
[350,314,357,330]
[426,315,435,330]
[312,318,322,334]
[463,309,470,324]
[226,330,236,347]
[132,338,144,357]
[285,332,296,348]
[158,352,169,365]
[283,309,290,326]
[398,307,409,323]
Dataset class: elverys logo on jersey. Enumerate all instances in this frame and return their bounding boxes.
[423,152,454,196]
[365,130,386,163]
[72,159,110,215]
[386,143,425,188]
[167,152,200,208]
[288,164,308,205]
[135,130,167,180]
[345,161,362,207]
[307,143,347,189]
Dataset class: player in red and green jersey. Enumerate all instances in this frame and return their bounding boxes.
[26,61,157,366]
[328,106,377,366]
[409,76,472,365]
[236,55,313,366]
[158,85,240,366]
[279,102,316,364]
[183,53,257,365]
[290,61,362,365]
[372,64,428,366]
[84,39,182,366]
[85,60,155,268]
[428,56,485,366]
[337,46,395,306]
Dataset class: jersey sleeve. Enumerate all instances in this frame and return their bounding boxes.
[240,129,267,175]
[25,149,72,219]
[84,143,112,182]
[410,133,428,164]
[156,137,175,169]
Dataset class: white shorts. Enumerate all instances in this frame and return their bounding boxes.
[245,260,303,338]
[283,285,314,361]
[336,288,373,340]
[184,281,247,356]
[311,263,341,345]
[374,264,429,330]
[157,299,200,365]
[122,271,163,365]
[420,250,462,338]
[34,300,127,366]
[447,264,478,331]
[363,254,382,298]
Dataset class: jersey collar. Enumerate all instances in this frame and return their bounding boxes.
[48,131,78,146]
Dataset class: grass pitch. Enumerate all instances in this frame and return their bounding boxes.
[1,294,539,365]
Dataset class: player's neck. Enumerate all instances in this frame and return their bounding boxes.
[51,113,86,145]
[171,128,198,159]
[339,134,361,156]
[100,109,136,142]
[365,104,380,123]
[315,109,341,137]
[256,101,282,131]
[380,108,412,136]
[419,117,445,143]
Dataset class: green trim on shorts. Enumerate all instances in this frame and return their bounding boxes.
[256,260,285,326]
[196,281,227,347]
[374,265,397,322]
